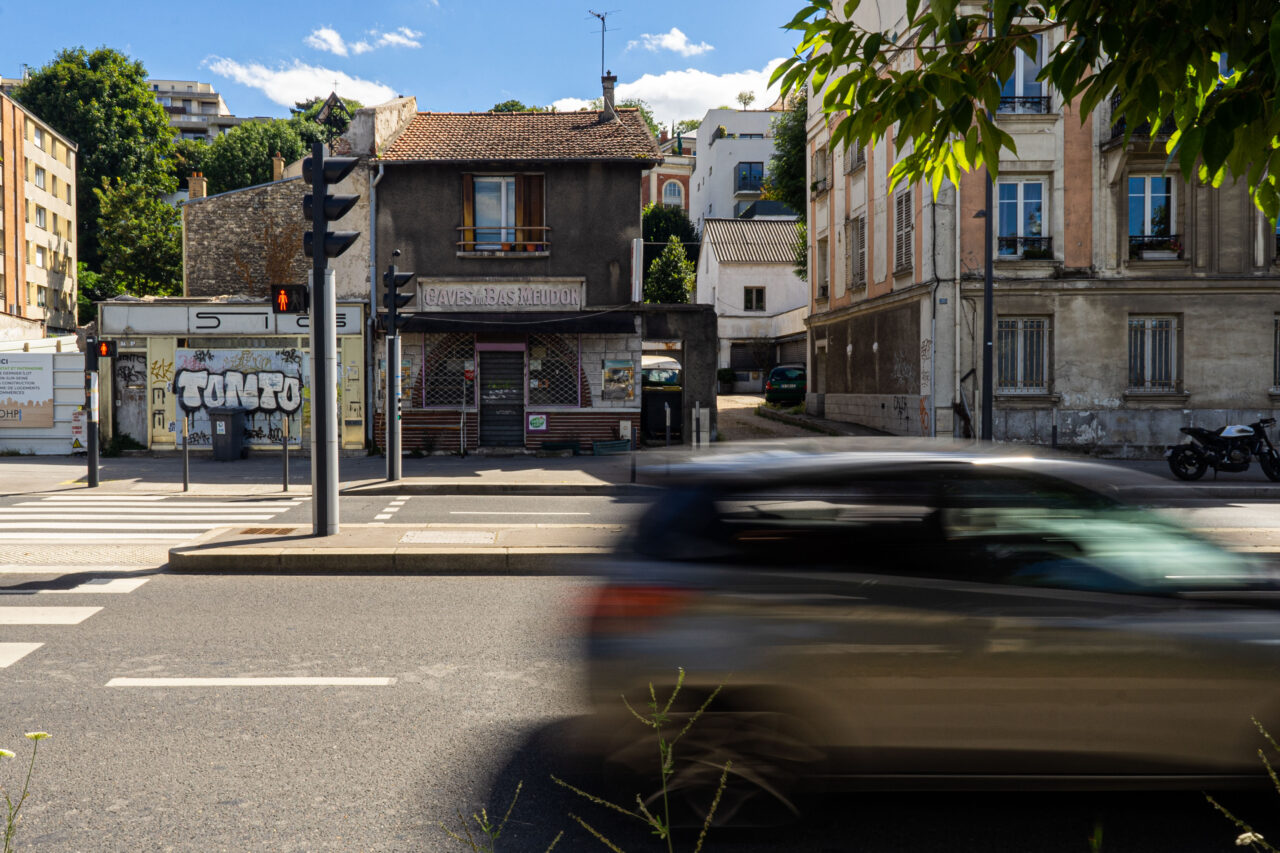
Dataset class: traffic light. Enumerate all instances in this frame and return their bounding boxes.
[272,284,309,314]
[302,152,360,260]
[382,264,415,331]
[95,340,117,359]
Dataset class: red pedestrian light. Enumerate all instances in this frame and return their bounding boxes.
[271,285,309,314]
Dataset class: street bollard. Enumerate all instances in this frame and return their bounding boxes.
[665,402,671,448]
[694,401,701,448]
[282,416,289,492]
[182,415,190,493]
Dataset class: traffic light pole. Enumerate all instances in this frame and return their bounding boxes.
[309,267,340,536]
[386,334,401,481]
[84,338,99,488]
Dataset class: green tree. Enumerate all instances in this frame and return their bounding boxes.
[644,234,695,304]
[290,95,363,142]
[491,99,547,112]
[94,179,182,298]
[736,91,757,109]
[75,261,117,325]
[642,203,700,278]
[762,92,807,218]
[202,119,313,195]
[170,137,210,192]
[674,118,702,135]
[11,47,175,268]
[773,0,1280,219]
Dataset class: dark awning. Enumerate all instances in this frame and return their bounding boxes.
[392,311,638,335]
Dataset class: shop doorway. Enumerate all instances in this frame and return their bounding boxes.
[478,349,525,447]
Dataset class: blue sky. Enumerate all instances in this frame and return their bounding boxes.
[2,1,803,127]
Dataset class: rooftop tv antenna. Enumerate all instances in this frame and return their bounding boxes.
[588,9,618,77]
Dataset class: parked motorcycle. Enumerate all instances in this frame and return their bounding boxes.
[1166,417,1280,481]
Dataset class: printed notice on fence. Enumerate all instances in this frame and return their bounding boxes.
[0,354,54,428]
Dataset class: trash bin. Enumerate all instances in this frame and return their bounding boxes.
[207,407,247,461]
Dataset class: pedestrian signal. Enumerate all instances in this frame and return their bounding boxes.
[272,285,309,314]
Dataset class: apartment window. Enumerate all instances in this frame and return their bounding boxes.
[461,174,545,252]
[34,246,46,269]
[843,141,866,174]
[34,207,45,229]
[34,167,45,190]
[811,147,829,191]
[998,34,1048,113]
[661,180,683,207]
[846,214,867,287]
[735,162,763,192]
[996,317,1048,393]
[744,286,766,311]
[815,236,829,298]
[997,180,1048,257]
[32,127,44,150]
[35,286,46,308]
[894,190,913,272]
[1128,176,1181,259]
[1128,316,1179,391]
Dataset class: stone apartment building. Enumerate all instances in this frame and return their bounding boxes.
[0,89,77,336]
[805,1,1280,456]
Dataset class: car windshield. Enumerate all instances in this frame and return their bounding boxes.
[771,368,803,381]
[642,369,681,386]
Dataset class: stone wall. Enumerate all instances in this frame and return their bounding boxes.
[183,178,308,298]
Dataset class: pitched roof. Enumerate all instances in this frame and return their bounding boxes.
[701,218,800,264]
[380,109,661,163]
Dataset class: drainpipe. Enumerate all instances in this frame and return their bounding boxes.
[954,171,963,436]
[366,162,386,447]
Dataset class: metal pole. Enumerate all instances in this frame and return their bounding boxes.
[182,415,189,492]
[310,268,340,535]
[665,402,671,447]
[282,412,289,492]
[694,401,701,447]
[386,334,401,480]
[85,341,99,488]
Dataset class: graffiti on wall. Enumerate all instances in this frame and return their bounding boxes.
[174,349,307,446]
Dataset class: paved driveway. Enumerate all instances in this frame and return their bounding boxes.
[716,394,817,441]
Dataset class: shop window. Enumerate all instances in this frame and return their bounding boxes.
[528,334,580,406]
[422,333,477,407]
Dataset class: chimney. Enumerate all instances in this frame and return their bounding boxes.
[272,151,284,182]
[659,129,669,143]
[188,171,206,199]
[601,71,617,122]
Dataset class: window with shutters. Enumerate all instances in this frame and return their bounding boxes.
[842,142,866,174]
[894,190,913,273]
[459,173,547,254]
[849,215,866,287]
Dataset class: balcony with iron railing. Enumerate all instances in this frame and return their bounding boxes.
[735,175,763,195]
[1108,95,1176,143]
[456,225,551,254]
[997,235,1053,259]
[1128,234,1183,260]
[997,96,1050,115]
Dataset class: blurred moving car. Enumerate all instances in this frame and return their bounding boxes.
[578,445,1280,822]
[764,364,805,404]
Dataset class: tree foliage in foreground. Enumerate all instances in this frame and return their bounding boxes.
[644,235,695,304]
[763,92,807,221]
[772,0,1280,219]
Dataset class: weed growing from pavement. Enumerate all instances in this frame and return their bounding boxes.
[1207,718,1280,851]
[439,668,730,852]
[2,732,50,853]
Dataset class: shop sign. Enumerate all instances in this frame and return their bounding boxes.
[0,354,54,428]
[420,282,585,313]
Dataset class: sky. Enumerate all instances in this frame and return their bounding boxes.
[0,0,804,128]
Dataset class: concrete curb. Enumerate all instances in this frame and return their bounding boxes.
[167,544,610,574]
[340,481,658,497]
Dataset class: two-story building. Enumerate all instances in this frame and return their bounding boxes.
[804,1,1280,455]
[689,108,784,233]
[372,77,667,452]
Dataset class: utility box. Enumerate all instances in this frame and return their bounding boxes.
[207,407,247,461]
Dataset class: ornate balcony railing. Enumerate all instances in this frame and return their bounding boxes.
[997,96,1050,115]
[1128,234,1183,260]
[1109,95,1176,141]
[997,235,1053,259]
[456,225,551,253]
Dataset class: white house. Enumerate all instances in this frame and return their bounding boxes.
[689,109,784,232]
[696,218,807,390]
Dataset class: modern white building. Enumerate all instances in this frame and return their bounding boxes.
[689,109,784,232]
[696,217,807,389]
[146,79,247,141]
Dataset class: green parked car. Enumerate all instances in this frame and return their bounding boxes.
[764,364,805,404]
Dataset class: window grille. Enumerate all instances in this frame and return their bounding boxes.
[528,334,580,406]
[1128,317,1177,391]
[996,318,1047,392]
[422,333,476,407]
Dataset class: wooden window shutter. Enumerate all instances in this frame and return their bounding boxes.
[514,175,526,246]
[857,216,867,284]
[844,219,854,288]
[526,175,544,249]
[461,174,475,250]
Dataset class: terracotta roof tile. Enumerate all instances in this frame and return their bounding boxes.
[380,109,661,162]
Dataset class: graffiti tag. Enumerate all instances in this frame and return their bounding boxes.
[173,369,303,414]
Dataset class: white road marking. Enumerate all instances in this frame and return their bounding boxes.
[0,522,255,530]
[105,676,397,687]
[0,578,150,595]
[374,514,393,520]
[0,533,207,541]
[38,495,169,501]
[0,515,283,521]
[0,606,102,625]
[0,643,42,667]
[0,565,155,574]
[16,502,301,510]
[449,511,592,516]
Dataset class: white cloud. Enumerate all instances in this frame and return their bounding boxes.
[304,26,423,57]
[626,27,714,58]
[204,57,398,108]
[551,60,786,129]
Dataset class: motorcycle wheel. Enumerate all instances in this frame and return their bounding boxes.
[1260,452,1280,482]
[1168,445,1208,481]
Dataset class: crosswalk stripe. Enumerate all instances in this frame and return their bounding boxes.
[16,502,302,509]
[0,643,42,667]
[0,606,101,625]
[106,676,397,687]
[0,533,214,541]
[38,495,169,501]
[0,515,282,521]
[0,522,260,530]
[0,579,150,595]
